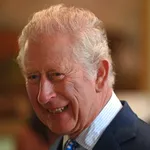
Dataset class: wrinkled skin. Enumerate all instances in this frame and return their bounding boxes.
[23,33,112,138]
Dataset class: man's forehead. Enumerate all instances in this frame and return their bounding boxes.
[25,33,76,56]
[23,54,74,71]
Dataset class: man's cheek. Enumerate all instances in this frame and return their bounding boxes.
[26,88,36,102]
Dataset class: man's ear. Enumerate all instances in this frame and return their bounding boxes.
[95,60,109,92]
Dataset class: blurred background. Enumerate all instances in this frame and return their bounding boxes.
[0,0,150,150]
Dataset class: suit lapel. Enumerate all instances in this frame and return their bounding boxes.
[93,101,137,150]
[93,130,120,150]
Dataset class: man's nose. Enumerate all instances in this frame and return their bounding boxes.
[37,79,56,105]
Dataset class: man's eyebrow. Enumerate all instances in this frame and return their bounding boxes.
[22,69,39,75]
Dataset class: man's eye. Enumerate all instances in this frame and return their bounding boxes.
[27,74,40,83]
[48,72,65,81]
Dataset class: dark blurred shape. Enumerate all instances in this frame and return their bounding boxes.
[28,112,50,142]
[16,112,59,150]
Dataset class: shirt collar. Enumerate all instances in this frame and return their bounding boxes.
[75,91,122,150]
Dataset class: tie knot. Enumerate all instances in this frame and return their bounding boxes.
[65,139,78,150]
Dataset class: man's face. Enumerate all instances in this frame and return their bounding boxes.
[23,34,101,137]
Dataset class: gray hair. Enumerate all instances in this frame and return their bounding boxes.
[17,4,115,87]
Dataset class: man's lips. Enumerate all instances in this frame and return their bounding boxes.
[47,105,68,114]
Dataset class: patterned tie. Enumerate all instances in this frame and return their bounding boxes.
[64,139,78,150]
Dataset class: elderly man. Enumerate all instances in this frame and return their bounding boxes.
[17,4,150,150]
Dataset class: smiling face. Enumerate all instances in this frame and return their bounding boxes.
[23,33,107,137]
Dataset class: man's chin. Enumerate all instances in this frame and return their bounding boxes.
[49,124,75,136]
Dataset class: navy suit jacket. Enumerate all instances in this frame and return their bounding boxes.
[57,101,150,150]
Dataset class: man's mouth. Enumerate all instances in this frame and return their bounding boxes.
[47,105,68,114]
